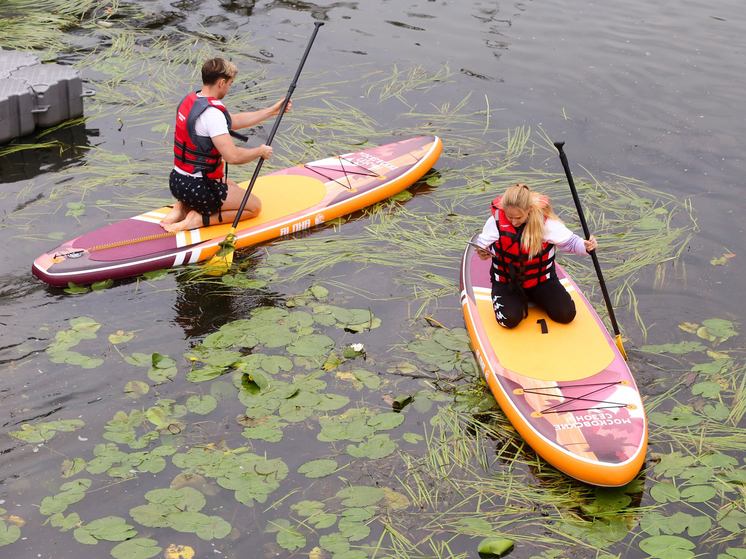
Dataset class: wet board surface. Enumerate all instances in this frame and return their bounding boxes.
[460,235,647,486]
[33,135,442,286]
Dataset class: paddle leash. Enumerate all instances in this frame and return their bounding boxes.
[554,141,628,359]
[205,21,325,275]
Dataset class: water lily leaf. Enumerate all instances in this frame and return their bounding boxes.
[426,175,446,186]
[637,216,664,230]
[703,402,730,420]
[315,393,350,411]
[287,334,335,356]
[126,353,152,367]
[298,459,338,478]
[389,190,413,201]
[341,507,375,522]
[477,538,514,557]
[186,395,217,415]
[242,416,286,442]
[109,330,135,344]
[654,452,695,478]
[0,520,20,546]
[580,487,632,515]
[678,322,698,333]
[64,282,90,294]
[338,517,370,541]
[91,279,114,291]
[187,366,227,382]
[186,346,242,367]
[382,487,410,511]
[639,535,695,558]
[221,275,267,289]
[648,411,702,428]
[686,515,712,537]
[267,520,306,551]
[308,513,337,529]
[241,371,268,394]
[350,369,380,389]
[166,510,213,534]
[164,544,195,559]
[310,285,328,300]
[261,355,294,374]
[61,457,87,478]
[336,486,385,507]
[717,509,746,532]
[347,434,398,459]
[691,381,721,398]
[680,466,714,484]
[110,538,162,559]
[701,318,737,338]
[403,433,423,444]
[650,482,680,503]
[319,533,350,554]
[433,327,471,352]
[50,511,81,531]
[641,341,706,354]
[143,269,168,280]
[195,516,231,541]
[124,380,150,399]
[75,516,137,543]
[278,402,314,423]
[367,412,404,431]
[256,324,297,348]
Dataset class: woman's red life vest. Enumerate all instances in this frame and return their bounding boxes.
[173,92,233,180]
[489,196,556,288]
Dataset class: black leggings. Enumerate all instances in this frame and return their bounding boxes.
[491,276,576,329]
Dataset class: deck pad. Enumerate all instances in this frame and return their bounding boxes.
[473,280,614,382]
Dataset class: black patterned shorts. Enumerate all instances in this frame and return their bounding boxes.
[169,169,228,215]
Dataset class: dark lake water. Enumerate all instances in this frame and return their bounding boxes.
[2,0,745,558]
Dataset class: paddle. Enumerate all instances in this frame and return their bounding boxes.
[205,21,324,274]
[554,141,628,359]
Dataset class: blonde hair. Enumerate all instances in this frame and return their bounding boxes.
[501,183,561,257]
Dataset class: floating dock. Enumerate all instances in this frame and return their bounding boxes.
[0,47,94,143]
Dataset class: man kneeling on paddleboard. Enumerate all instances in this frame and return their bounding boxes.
[161,57,290,232]
[474,183,597,329]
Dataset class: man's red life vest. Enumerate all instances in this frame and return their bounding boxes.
[489,196,556,288]
[173,92,233,180]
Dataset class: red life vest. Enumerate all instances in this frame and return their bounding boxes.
[489,196,556,288]
[173,92,233,180]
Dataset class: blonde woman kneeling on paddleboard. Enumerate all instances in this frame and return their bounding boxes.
[474,183,598,329]
[161,57,291,232]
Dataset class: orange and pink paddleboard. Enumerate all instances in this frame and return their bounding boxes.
[460,235,647,486]
[33,135,442,286]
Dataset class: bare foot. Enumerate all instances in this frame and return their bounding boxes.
[160,202,188,229]
[163,209,203,232]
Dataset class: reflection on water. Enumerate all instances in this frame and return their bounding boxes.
[0,123,96,184]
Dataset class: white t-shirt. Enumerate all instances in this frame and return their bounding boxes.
[174,96,230,177]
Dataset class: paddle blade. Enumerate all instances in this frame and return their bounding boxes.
[203,232,236,276]
[615,334,628,360]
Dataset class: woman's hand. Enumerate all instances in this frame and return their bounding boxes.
[476,246,493,260]
[584,235,598,253]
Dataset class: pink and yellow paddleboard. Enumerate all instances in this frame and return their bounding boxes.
[33,136,442,286]
[460,235,647,486]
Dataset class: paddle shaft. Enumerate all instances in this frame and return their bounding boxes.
[230,21,324,230]
[553,141,622,340]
